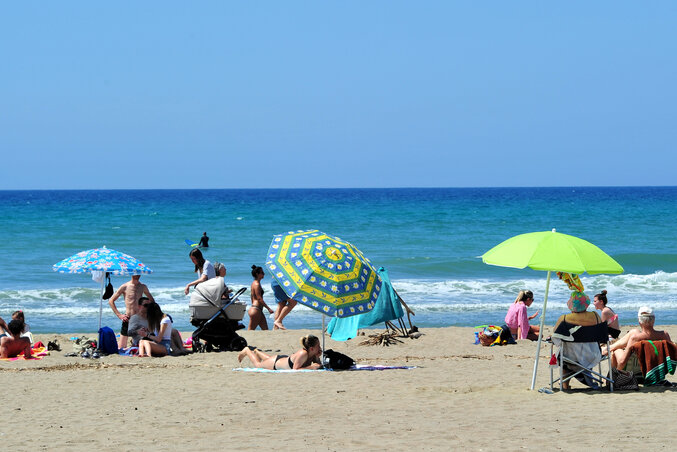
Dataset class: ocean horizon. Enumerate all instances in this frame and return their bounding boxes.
[2,186,676,333]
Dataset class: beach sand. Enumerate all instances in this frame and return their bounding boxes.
[2,325,677,451]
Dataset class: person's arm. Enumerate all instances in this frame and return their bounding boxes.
[23,339,33,359]
[0,317,7,334]
[184,274,208,295]
[151,321,169,344]
[528,310,539,321]
[108,286,128,322]
[616,336,638,370]
[143,285,155,303]
[292,350,317,370]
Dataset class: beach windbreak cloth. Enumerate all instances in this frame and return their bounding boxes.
[233,365,416,373]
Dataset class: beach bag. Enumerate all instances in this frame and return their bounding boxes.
[102,273,115,300]
[610,367,639,391]
[98,327,118,355]
[323,349,355,370]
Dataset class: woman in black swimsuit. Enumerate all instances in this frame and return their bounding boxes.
[248,265,274,330]
[238,335,323,370]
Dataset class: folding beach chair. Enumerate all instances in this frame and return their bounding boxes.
[550,321,614,392]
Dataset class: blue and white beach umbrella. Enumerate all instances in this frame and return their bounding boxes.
[53,246,153,275]
[53,246,153,330]
[265,230,381,318]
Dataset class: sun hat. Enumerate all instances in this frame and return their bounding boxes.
[567,291,590,313]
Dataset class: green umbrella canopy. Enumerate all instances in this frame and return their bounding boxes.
[481,229,624,275]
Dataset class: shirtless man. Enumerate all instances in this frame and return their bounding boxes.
[108,275,155,349]
[604,306,672,370]
[0,320,32,359]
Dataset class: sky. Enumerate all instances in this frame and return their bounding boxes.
[2,2,676,189]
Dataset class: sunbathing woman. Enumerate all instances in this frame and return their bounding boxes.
[248,265,274,330]
[238,334,323,370]
[592,290,621,338]
[504,290,540,340]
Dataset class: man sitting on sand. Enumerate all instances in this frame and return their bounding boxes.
[108,275,155,349]
[604,306,672,370]
[0,320,33,359]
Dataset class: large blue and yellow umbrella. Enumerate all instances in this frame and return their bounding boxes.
[265,230,382,318]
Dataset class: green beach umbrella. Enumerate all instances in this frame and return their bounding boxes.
[482,229,624,390]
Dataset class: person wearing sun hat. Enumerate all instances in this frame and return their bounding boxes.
[553,291,601,333]
[604,306,673,370]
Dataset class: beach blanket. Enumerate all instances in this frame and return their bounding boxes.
[0,345,49,361]
[233,364,416,373]
[119,346,139,356]
[628,340,677,385]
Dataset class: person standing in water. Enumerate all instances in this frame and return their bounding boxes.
[198,232,209,248]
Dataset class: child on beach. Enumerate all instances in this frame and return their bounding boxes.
[248,265,274,330]
[238,334,323,370]
[505,290,540,341]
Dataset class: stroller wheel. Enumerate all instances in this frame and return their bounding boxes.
[205,342,214,353]
[229,336,247,351]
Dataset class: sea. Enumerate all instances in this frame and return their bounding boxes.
[1,187,677,334]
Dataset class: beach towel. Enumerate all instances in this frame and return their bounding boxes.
[628,340,677,385]
[232,364,416,373]
[0,345,48,361]
[328,267,405,341]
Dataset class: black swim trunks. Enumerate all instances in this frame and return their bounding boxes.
[121,320,129,336]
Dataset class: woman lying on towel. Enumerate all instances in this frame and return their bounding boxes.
[238,334,323,370]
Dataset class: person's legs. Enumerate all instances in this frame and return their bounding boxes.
[138,341,150,357]
[148,341,168,357]
[170,329,188,354]
[526,325,540,341]
[274,299,297,329]
[119,321,130,349]
[273,302,285,329]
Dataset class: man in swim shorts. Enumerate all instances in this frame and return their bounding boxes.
[108,275,155,349]
[0,320,33,359]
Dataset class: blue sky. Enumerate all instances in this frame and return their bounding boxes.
[2,2,676,189]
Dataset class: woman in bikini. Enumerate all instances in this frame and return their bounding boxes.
[592,289,621,338]
[248,265,274,330]
[238,334,323,370]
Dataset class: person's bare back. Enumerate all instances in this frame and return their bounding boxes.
[0,335,32,359]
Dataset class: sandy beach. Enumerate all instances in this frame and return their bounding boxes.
[2,325,677,451]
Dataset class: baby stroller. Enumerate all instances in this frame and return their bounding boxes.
[189,276,248,352]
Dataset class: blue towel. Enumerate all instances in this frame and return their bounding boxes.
[327,267,405,341]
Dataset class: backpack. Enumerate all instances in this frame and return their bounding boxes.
[98,326,119,355]
[323,349,355,370]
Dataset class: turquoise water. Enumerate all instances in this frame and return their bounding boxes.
[1,187,677,333]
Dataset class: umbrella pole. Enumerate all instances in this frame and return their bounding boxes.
[530,270,551,390]
[322,314,326,358]
[98,276,105,332]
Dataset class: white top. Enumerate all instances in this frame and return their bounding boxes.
[157,316,173,341]
[199,260,216,280]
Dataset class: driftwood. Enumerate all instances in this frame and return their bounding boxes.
[358,331,404,347]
